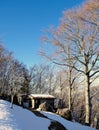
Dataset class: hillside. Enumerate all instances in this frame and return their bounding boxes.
[0,100,95,130]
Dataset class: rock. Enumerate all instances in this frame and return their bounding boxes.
[39,102,49,111]
[56,108,72,121]
[39,102,55,112]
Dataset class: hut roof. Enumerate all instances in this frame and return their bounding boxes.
[29,94,55,99]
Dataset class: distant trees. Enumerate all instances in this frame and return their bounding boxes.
[20,66,30,94]
[8,60,26,108]
[40,0,99,126]
[0,44,57,103]
[0,44,12,97]
[0,43,30,108]
[29,64,55,94]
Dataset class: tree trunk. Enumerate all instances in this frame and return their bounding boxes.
[68,67,72,111]
[85,73,91,125]
[49,73,52,94]
[68,85,72,110]
[10,94,14,109]
[68,47,72,111]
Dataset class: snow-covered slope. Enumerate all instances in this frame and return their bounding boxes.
[0,100,95,130]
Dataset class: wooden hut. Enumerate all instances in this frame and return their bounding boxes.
[17,94,55,109]
[29,94,55,109]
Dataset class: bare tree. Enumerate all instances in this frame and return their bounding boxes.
[0,44,12,97]
[40,1,99,125]
[8,60,25,108]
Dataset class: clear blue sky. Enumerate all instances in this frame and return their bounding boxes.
[0,0,84,68]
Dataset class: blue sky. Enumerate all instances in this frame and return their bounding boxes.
[0,0,84,68]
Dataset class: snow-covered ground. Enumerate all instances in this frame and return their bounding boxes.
[0,99,95,130]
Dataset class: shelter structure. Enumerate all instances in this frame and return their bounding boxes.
[17,94,55,109]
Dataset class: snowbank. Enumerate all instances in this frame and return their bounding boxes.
[0,100,95,130]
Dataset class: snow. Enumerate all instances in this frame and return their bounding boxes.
[0,100,50,130]
[0,99,95,130]
[30,94,55,99]
[41,111,95,130]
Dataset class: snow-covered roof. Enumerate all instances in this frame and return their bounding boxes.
[29,94,55,99]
